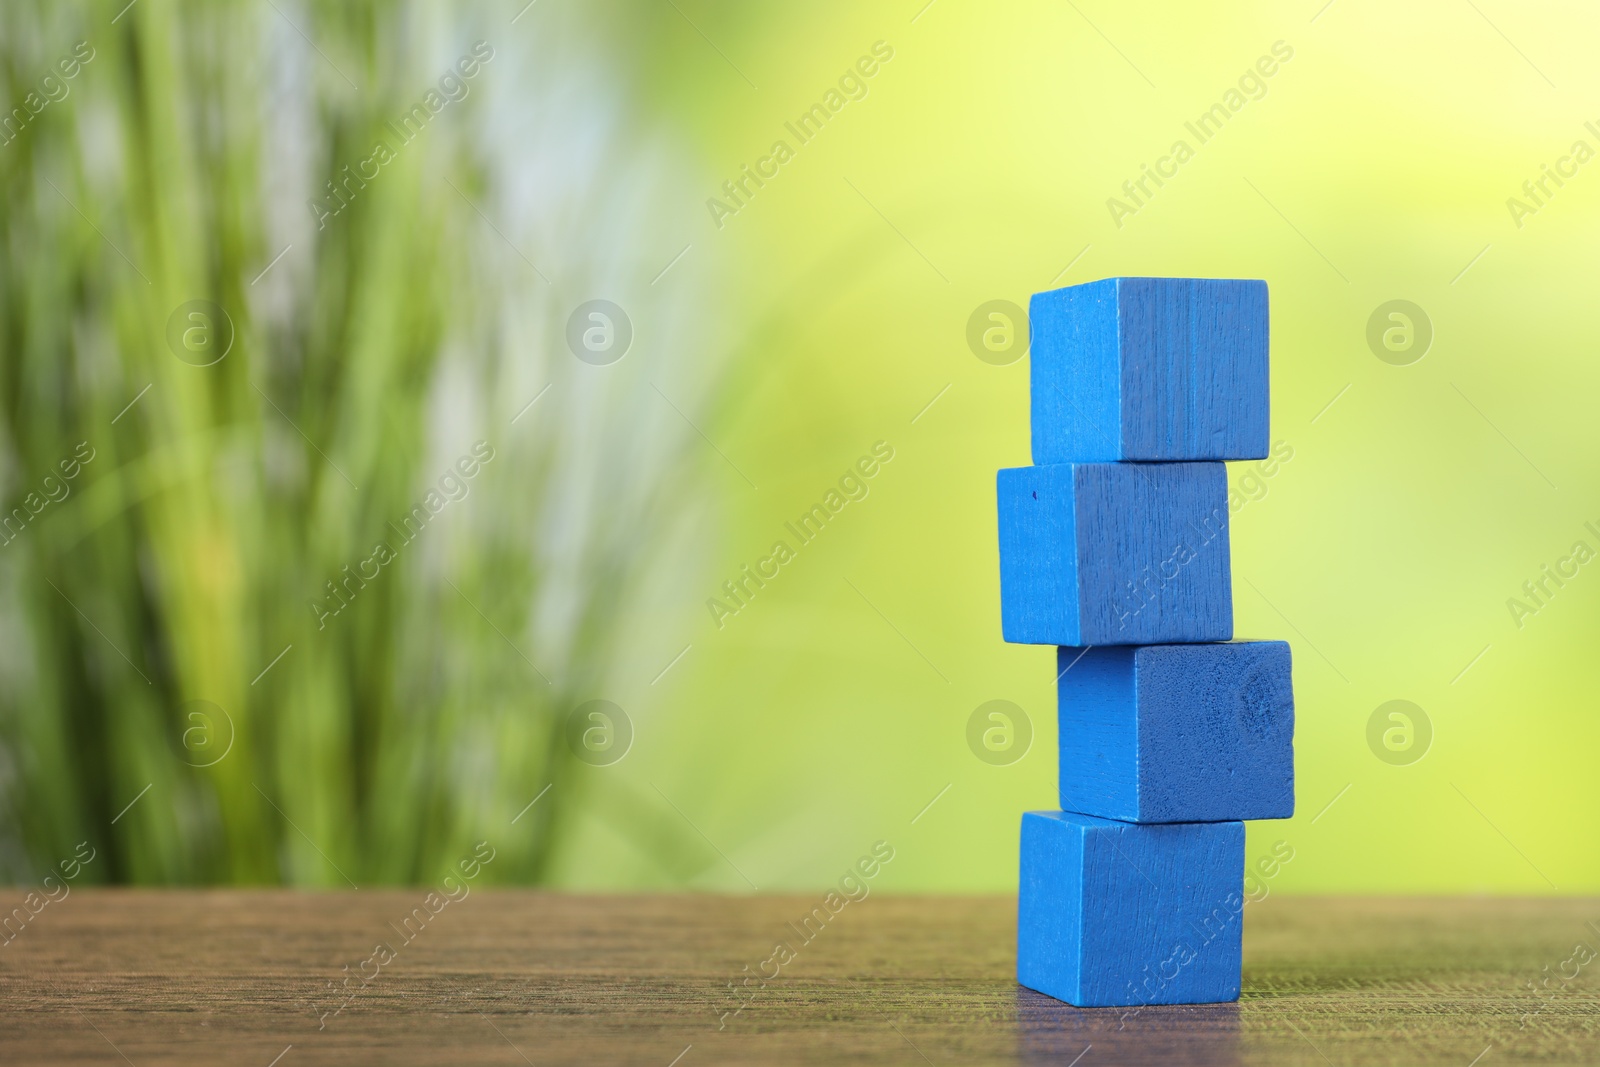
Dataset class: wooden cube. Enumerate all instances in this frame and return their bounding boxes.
[1030,277,1269,464]
[1056,641,1294,823]
[997,462,1232,646]
[1018,811,1244,1007]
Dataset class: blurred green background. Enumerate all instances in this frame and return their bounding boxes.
[3,0,1596,894]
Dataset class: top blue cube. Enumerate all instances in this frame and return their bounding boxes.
[1030,277,1269,464]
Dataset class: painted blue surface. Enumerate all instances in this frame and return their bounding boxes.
[1030,277,1269,464]
[1017,811,1244,1007]
[1056,642,1294,823]
[997,462,1232,645]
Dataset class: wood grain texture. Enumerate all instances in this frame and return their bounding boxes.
[997,462,1232,645]
[1057,642,1294,823]
[1029,277,1270,464]
[2,891,1599,1065]
[1018,812,1244,1006]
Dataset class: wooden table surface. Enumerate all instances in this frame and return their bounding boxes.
[2,891,1598,1065]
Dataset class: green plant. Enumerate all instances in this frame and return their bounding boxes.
[0,0,716,885]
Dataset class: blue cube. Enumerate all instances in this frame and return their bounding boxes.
[1018,811,1243,1007]
[1030,277,1269,464]
[1057,642,1294,823]
[997,462,1232,646]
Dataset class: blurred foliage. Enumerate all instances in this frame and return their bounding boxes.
[0,0,719,885]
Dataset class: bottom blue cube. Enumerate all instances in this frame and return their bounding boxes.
[1018,811,1244,1007]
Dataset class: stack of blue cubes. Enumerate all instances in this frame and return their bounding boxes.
[999,277,1295,1008]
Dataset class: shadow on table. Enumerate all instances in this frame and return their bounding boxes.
[1015,987,1240,1066]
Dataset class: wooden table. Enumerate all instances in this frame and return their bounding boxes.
[2,891,1597,1065]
